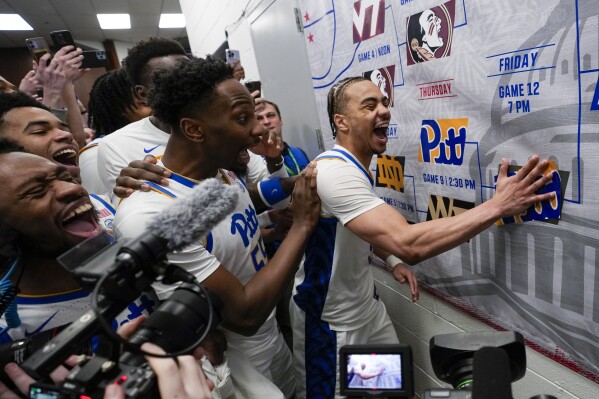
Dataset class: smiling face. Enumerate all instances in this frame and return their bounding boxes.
[198,78,264,171]
[334,80,391,159]
[0,152,101,255]
[0,106,81,183]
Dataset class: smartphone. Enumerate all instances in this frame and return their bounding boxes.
[50,30,75,50]
[244,80,262,93]
[225,49,240,66]
[25,37,51,64]
[81,50,108,69]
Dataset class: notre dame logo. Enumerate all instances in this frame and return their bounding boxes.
[376,155,405,192]
[426,195,475,221]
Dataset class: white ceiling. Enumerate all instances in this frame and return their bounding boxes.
[0,0,188,48]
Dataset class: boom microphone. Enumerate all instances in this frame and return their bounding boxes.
[66,178,240,289]
[146,178,240,251]
[472,347,513,399]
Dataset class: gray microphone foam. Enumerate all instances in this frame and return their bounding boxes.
[147,178,239,251]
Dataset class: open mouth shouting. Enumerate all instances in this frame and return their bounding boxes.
[373,122,390,143]
[61,201,102,240]
[237,138,262,165]
[53,147,80,179]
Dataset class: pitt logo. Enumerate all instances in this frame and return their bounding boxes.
[497,161,566,225]
[418,118,467,165]
[376,155,405,192]
[230,204,259,247]
[426,195,474,221]
[353,0,386,43]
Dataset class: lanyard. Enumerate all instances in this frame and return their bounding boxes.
[284,149,301,176]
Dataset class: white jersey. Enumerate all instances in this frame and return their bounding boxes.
[293,145,385,331]
[97,117,272,202]
[89,193,115,237]
[0,289,158,344]
[79,137,106,196]
[113,165,282,369]
[97,117,170,199]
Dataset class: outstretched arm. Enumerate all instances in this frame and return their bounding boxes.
[347,156,555,265]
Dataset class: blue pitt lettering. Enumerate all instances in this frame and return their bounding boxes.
[251,237,267,271]
[230,204,259,247]
[118,294,157,327]
[497,169,562,225]
[419,119,467,165]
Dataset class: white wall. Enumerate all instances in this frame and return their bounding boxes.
[179,0,260,80]
[179,1,598,397]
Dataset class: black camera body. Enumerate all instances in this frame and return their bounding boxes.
[339,344,414,398]
[19,233,223,398]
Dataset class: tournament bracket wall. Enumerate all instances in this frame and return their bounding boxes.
[299,0,599,381]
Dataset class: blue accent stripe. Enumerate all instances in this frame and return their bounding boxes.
[331,149,374,186]
[169,172,198,189]
[145,182,177,198]
[294,217,337,316]
[88,194,116,215]
[205,232,213,253]
[237,174,248,189]
[304,313,337,398]
[17,289,90,305]
[294,216,338,397]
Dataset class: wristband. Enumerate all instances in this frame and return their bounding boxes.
[385,255,402,268]
[257,211,273,228]
[258,178,288,206]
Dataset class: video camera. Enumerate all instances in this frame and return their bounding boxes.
[339,331,559,399]
[15,232,223,398]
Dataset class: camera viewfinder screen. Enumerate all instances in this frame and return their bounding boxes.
[346,353,403,390]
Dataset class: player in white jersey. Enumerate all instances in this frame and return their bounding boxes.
[292,77,556,398]
[0,147,156,343]
[115,57,320,398]
[115,165,292,396]
[94,116,285,203]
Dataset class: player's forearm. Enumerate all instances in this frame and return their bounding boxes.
[375,201,502,265]
[232,223,311,334]
[62,83,86,149]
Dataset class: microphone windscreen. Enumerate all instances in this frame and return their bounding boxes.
[147,178,239,251]
[472,346,513,399]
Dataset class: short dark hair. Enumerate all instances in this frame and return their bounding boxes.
[326,76,367,138]
[149,56,234,128]
[263,100,281,118]
[124,37,187,87]
[0,137,25,154]
[88,69,137,134]
[0,91,50,136]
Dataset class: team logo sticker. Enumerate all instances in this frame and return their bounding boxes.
[406,0,455,65]
[496,161,570,225]
[426,195,475,221]
[353,0,386,43]
[418,118,467,166]
[363,65,395,106]
[376,154,405,192]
